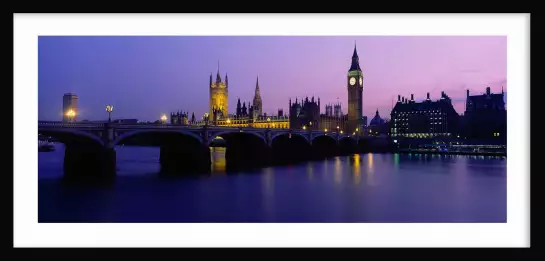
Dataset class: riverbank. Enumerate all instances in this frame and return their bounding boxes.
[396,149,506,157]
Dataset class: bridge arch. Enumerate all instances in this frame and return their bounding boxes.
[112,129,203,146]
[270,131,310,144]
[339,135,356,142]
[211,130,266,146]
[311,133,337,142]
[38,128,104,147]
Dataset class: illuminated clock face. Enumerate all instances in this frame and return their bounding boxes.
[349,77,356,86]
[359,77,363,86]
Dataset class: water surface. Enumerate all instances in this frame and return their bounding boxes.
[38,145,507,222]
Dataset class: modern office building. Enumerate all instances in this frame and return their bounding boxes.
[62,93,78,122]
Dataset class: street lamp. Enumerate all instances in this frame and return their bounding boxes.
[66,109,76,122]
[105,105,114,123]
[302,125,306,130]
[161,114,167,124]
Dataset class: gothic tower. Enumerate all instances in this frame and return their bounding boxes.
[347,43,364,134]
[209,62,228,121]
[253,76,263,117]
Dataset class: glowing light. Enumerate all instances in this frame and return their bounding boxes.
[161,114,167,122]
[324,128,328,132]
[309,121,313,126]
[302,125,306,130]
[337,126,339,129]
[105,105,114,113]
[267,117,271,121]
[353,154,361,185]
[226,118,231,124]
[356,128,359,132]
[340,130,343,134]
[65,109,76,117]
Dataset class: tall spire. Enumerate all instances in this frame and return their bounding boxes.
[353,40,358,58]
[255,75,261,98]
[216,60,221,82]
[349,42,361,72]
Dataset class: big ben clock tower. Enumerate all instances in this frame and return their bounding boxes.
[347,43,364,135]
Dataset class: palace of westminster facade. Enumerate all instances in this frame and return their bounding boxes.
[171,45,367,135]
[169,43,505,141]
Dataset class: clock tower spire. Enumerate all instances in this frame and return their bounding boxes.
[347,43,364,134]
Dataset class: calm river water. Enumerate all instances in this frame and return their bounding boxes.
[38,144,506,222]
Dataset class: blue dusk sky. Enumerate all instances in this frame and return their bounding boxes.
[38,36,506,122]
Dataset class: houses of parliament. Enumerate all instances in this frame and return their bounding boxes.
[170,45,366,135]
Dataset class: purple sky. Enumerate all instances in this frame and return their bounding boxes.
[38,36,506,122]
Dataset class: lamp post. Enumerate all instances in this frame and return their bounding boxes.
[105,105,114,123]
[161,114,167,124]
[66,109,76,122]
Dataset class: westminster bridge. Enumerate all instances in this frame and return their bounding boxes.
[38,121,388,182]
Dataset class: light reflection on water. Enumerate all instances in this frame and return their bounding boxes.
[210,147,226,174]
[38,145,507,223]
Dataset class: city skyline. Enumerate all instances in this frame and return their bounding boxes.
[38,36,507,122]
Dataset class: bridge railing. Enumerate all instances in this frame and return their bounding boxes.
[37,121,356,137]
[38,121,105,128]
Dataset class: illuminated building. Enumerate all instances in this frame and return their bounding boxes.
[347,43,364,135]
[288,96,350,132]
[320,102,348,134]
[209,63,228,122]
[252,76,263,118]
[62,93,78,122]
[174,72,289,129]
[289,97,320,130]
[390,92,460,138]
[170,111,196,125]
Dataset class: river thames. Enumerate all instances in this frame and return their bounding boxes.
[38,144,506,223]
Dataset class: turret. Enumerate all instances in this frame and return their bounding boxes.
[216,61,221,83]
[225,73,228,88]
[486,86,491,95]
[398,95,401,102]
[427,92,430,100]
[236,98,241,116]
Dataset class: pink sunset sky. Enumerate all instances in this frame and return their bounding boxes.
[39,36,506,121]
